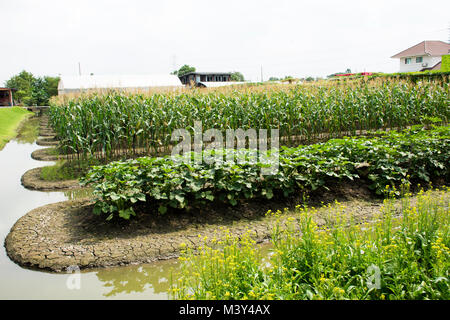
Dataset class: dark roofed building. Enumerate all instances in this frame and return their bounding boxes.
[0,88,16,107]
[178,72,232,86]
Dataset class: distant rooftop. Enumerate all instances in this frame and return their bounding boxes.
[391,40,450,58]
[181,71,232,76]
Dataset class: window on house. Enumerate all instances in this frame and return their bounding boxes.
[405,58,411,64]
[416,57,423,63]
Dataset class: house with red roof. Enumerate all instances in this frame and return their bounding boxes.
[391,40,450,72]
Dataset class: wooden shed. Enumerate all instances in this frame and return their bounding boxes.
[0,88,16,107]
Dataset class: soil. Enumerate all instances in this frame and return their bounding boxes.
[5,181,421,273]
[7,116,448,273]
[31,148,66,161]
[38,130,56,137]
[21,167,80,191]
[36,137,59,146]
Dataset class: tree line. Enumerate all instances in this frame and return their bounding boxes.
[5,70,59,106]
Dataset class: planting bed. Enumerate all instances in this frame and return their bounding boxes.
[6,182,404,272]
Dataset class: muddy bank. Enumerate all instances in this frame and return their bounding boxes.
[38,130,55,137]
[31,147,66,161]
[21,167,80,191]
[4,183,405,272]
[36,137,58,147]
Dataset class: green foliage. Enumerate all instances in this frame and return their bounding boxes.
[49,81,450,162]
[40,158,101,181]
[441,55,450,72]
[170,187,450,300]
[43,76,60,97]
[367,70,450,84]
[5,70,59,106]
[174,64,196,77]
[81,126,450,220]
[5,71,35,106]
[230,72,244,81]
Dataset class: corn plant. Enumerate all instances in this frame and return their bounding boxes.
[49,80,450,162]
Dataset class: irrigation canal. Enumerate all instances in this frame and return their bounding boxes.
[0,117,177,299]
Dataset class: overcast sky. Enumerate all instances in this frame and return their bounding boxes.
[1,0,449,84]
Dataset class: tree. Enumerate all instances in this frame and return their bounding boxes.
[5,70,34,105]
[268,77,279,81]
[43,76,60,97]
[174,65,196,77]
[305,76,315,82]
[230,72,245,81]
[4,71,60,106]
[31,77,49,106]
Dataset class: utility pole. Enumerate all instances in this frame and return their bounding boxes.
[260,65,263,82]
[78,62,82,76]
[172,55,177,72]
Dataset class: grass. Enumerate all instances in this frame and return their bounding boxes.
[40,159,100,181]
[170,185,450,300]
[0,107,33,150]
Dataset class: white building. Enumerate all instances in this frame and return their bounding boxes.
[58,74,183,95]
[391,40,450,73]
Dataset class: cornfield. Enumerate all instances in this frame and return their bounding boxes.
[48,80,450,161]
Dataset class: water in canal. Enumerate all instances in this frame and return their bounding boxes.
[0,117,178,299]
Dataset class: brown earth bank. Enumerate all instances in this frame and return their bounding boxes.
[31,147,66,161]
[21,167,80,191]
[38,130,55,137]
[5,182,431,273]
[36,137,58,147]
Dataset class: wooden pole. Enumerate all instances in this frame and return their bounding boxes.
[9,89,14,107]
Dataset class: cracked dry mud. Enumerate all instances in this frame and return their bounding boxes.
[8,116,447,274]
[31,147,66,161]
[5,184,405,273]
[21,167,80,191]
[36,136,59,146]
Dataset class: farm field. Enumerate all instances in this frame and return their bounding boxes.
[48,80,449,161]
[3,78,450,301]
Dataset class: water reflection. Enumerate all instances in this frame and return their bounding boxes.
[94,243,275,298]
[15,116,40,144]
[0,116,179,299]
[96,260,180,298]
[0,116,273,300]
